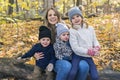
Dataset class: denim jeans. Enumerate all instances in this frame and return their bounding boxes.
[54,60,71,80]
[76,60,89,80]
[80,57,99,80]
[68,53,89,80]
[54,60,89,80]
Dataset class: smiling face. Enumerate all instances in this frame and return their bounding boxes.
[47,9,58,25]
[71,14,83,25]
[40,37,51,47]
[45,7,61,26]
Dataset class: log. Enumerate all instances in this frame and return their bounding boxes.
[0,57,34,79]
[0,57,120,80]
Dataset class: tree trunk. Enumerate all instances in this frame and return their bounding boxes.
[8,0,14,15]
[76,0,79,6]
[90,0,92,13]
[76,0,82,6]
[15,0,19,12]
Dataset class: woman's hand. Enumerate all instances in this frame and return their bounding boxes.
[34,52,44,60]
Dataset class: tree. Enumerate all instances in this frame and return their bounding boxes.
[8,0,14,15]
[15,0,19,12]
[76,0,82,6]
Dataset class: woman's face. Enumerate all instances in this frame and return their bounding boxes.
[71,14,82,25]
[47,9,58,25]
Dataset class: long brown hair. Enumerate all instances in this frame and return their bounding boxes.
[44,7,62,43]
[44,7,61,28]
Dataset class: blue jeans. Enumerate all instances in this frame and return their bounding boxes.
[80,57,99,80]
[54,60,89,80]
[76,60,89,80]
[68,53,89,80]
[54,60,71,80]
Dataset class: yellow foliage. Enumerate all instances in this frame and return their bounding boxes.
[21,2,30,10]
[25,57,35,65]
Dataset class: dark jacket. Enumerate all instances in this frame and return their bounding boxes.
[21,43,56,70]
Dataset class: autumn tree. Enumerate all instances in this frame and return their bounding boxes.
[8,0,14,15]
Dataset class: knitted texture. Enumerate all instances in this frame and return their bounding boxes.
[68,6,83,21]
[55,23,69,37]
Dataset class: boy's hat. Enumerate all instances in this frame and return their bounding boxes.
[68,6,83,21]
[39,26,51,40]
[55,23,69,37]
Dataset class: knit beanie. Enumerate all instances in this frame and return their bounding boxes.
[39,26,51,40]
[55,23,69,37]
[68,6,83,21]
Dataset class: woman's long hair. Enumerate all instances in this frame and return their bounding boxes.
[44,7,62,43]
[44,7,62,28]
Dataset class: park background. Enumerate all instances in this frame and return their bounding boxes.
[0,0,120,80]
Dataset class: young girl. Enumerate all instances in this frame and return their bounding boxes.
[53,23,73,80]
[18,26,56,80]
[68,6,100,80]
[53,23,72,60]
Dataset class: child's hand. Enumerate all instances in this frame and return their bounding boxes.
[88,48,96,56]
[46,63,53,72]
[17,57,22,59]
[94,46,100,56]
[94,46,100,51]
[16,57,28,63]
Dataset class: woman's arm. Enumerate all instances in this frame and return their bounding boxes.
[34,52,44,60]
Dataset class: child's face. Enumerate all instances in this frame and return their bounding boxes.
[40,37,51,47]
[47,9,58,25]
[59,32,69,42]
[71,14,82,25]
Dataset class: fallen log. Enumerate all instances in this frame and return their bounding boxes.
[0,57,120,80]
[0,57,34,79]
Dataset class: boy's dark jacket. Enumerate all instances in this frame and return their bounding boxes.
[21,43,56,70]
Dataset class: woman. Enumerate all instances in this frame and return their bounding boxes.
[34,7,89,80]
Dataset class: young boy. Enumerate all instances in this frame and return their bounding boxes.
[18,26,56,80]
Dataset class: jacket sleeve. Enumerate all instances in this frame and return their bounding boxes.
[69,29,88,56]
[49,47,56,65]
[53,43,64,59]
[21,45,36,58]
